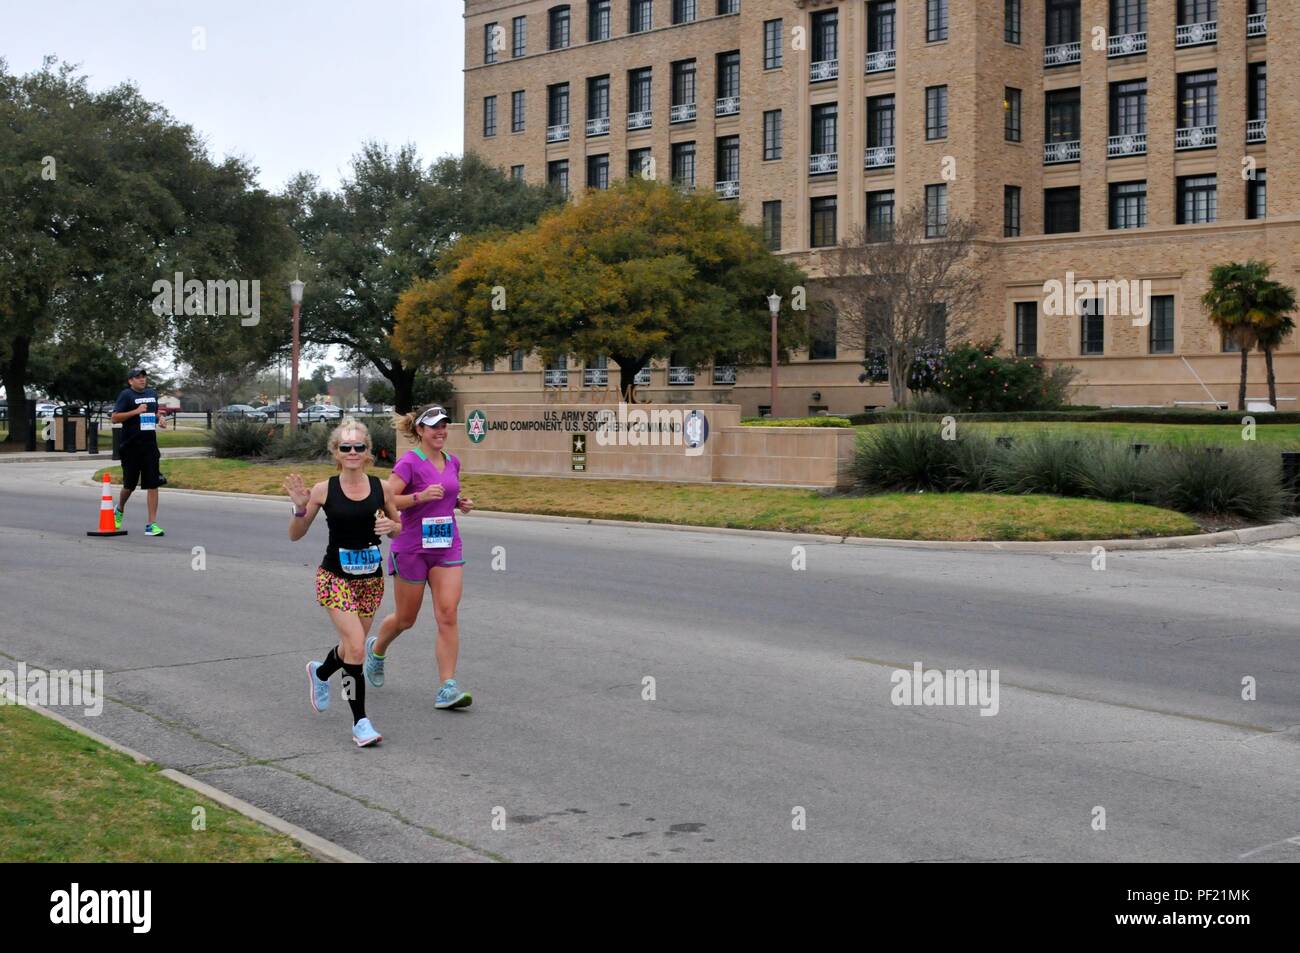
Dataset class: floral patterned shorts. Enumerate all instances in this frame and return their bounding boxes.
[315,567,385,618]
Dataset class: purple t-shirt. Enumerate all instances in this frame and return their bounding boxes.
[391,449,461,554]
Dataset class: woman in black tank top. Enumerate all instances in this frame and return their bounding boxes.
[283,420,401,748]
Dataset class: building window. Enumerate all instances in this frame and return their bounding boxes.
[1015,301,1037,356]
[587,154,609,189]
[511,90,526,132]
[673,0,696,25]
[1046,88,1081,144]
[1112,0,1148,35]
[481,358,495,372]
[1080,299,1105,355]
[868,95,895,152]
[510,165,525,182]
[927,303,947,346]
[484,23,499,64]
[1110,80,1147,138]
[927,0,948,42]
[867,190,894,242]
[482,96,497,137]
[671,141,696,189]
[630,0,653,33]
[1045,186,1080,233]
[547,83,570,128]
[512,16,527,57]
[1249,62,1266,124]
[549,5,571,50]
[548,159,570,195]
[1178,0,1216,26]
[628,147,653,179]
[1247,169,1267,220]
[1178,174,1217,223]
[926,86,948,140]
[672,59,697,109]
[716,136,739,184]
[764,19,783,69]
[1005,0,1021,43]
[1178,70,1217,132]
[629,67,652,114]
[1004,87,1022,142]
[925,184,948,238]
[811,103,837,157]
[511,349,525,371]
[716,51,740,100]
[718,0,738,13]
[810,310,837,360]
[1004,185,1021,237]
[810,197,837,247]
[588,75,610,123]
[1046,0,1080,47]
[762,201,782,250]
[589,0,611,41]
[869,2,896,53]
[763,110,782,160]
[812,10,838,64]
[1149,295,1175,354]
[1109,181,1147,229]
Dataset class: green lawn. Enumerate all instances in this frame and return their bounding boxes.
[858,420,1300,449]
[1,427,210,449]
[0,703,314,862]
[95,457,1199,542]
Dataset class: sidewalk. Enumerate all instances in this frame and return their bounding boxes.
[0,447,212,464]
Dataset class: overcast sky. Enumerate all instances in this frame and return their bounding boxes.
[4,0,465,192]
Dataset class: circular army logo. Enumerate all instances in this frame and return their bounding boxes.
[683,410,709,449]
[466,409,488,443]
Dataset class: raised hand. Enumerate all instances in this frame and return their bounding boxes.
[283,473,310,510]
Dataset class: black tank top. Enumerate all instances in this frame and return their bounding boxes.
[320,475,385,577]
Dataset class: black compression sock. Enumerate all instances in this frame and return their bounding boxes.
[341,662,367,724]
[316,646,343,681]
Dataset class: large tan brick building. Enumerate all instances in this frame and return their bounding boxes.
[458,0,1298,415]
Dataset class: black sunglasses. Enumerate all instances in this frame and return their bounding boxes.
[337,443,368,453]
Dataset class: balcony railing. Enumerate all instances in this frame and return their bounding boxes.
[865,49,896,74]
[712,365,737,385]
[583,368,608,387]
[865,144,895,169]
[1175,21,1216,47]
[668,366,695,385]
[1107,133,1147,157]
[634,367,652,385]
[543,369,568,386]
[546,123,570,143]
[810,59,838,82]
[1175,124,1217,150]
[714,179,740,199]
[586,116,610,137]
[670,102,697,123]
[1043,139,1081,164]
[1044,42,1081,67]
[1247,118,1267,143]
[1247,12,1267,37]
[809,153,838,175]
[627,110,652,130]
[1108,31,1147,57]
[715,96,739,117]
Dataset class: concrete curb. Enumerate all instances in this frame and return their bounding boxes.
[0,689,366,864]
[79,474,1300,553]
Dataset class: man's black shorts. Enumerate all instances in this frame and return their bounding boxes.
[121,442,162,490]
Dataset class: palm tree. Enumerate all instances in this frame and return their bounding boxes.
[1201,261,1295,411]
[1256,310,1296,409]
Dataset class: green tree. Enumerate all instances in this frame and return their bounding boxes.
[396,178,807,402]
[285,148,562,412]
[29,343,127,418]
[1256,312,1297,410]
[1202,261,1297,411]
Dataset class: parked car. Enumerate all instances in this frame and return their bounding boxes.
[35,402,59,417]
[303,404,343,424]
[217,404,268,422]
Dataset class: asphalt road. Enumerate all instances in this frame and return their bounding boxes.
[1,458,1297,862]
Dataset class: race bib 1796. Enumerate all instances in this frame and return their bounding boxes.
[339,545,382,574]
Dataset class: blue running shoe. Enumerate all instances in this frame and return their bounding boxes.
[434,679,472,710]
[363,635,385,688]
[352,718,382,747]
[306,661,330,713]
[144,522,165,537]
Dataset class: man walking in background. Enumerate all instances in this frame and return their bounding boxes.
[111,367,165,536]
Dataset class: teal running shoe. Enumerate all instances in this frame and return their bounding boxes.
[434,679,472,710]
[363,635,385,688]
[352,718,382,747]
[144,522,165,536]
[306,661,330,713]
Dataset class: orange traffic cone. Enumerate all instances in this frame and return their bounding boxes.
[87,472,127,537]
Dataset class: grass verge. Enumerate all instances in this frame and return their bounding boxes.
[857,421,1300,449]
[0,428,210,449]
[94,457,1199,542]
[0,703,314,862]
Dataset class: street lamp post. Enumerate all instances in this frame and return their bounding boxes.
[766,292,781,418]
[289,277,305,432]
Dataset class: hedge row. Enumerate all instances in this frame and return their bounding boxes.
[848,408,1300,426]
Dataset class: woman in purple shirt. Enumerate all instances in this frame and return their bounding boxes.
[365,405,475,709]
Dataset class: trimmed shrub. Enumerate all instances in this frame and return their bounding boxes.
[947,430,1002,492]
[368,417,396,466]
[852,423,957,491]
[907,392,960,416]
[1145,445,1286,521]
[991,433,1089,497]
[933,338,1072,412]
[265,423,332,462]
[741,416,852,428]
[212,419,273,458]
[1074,441,1152,504]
